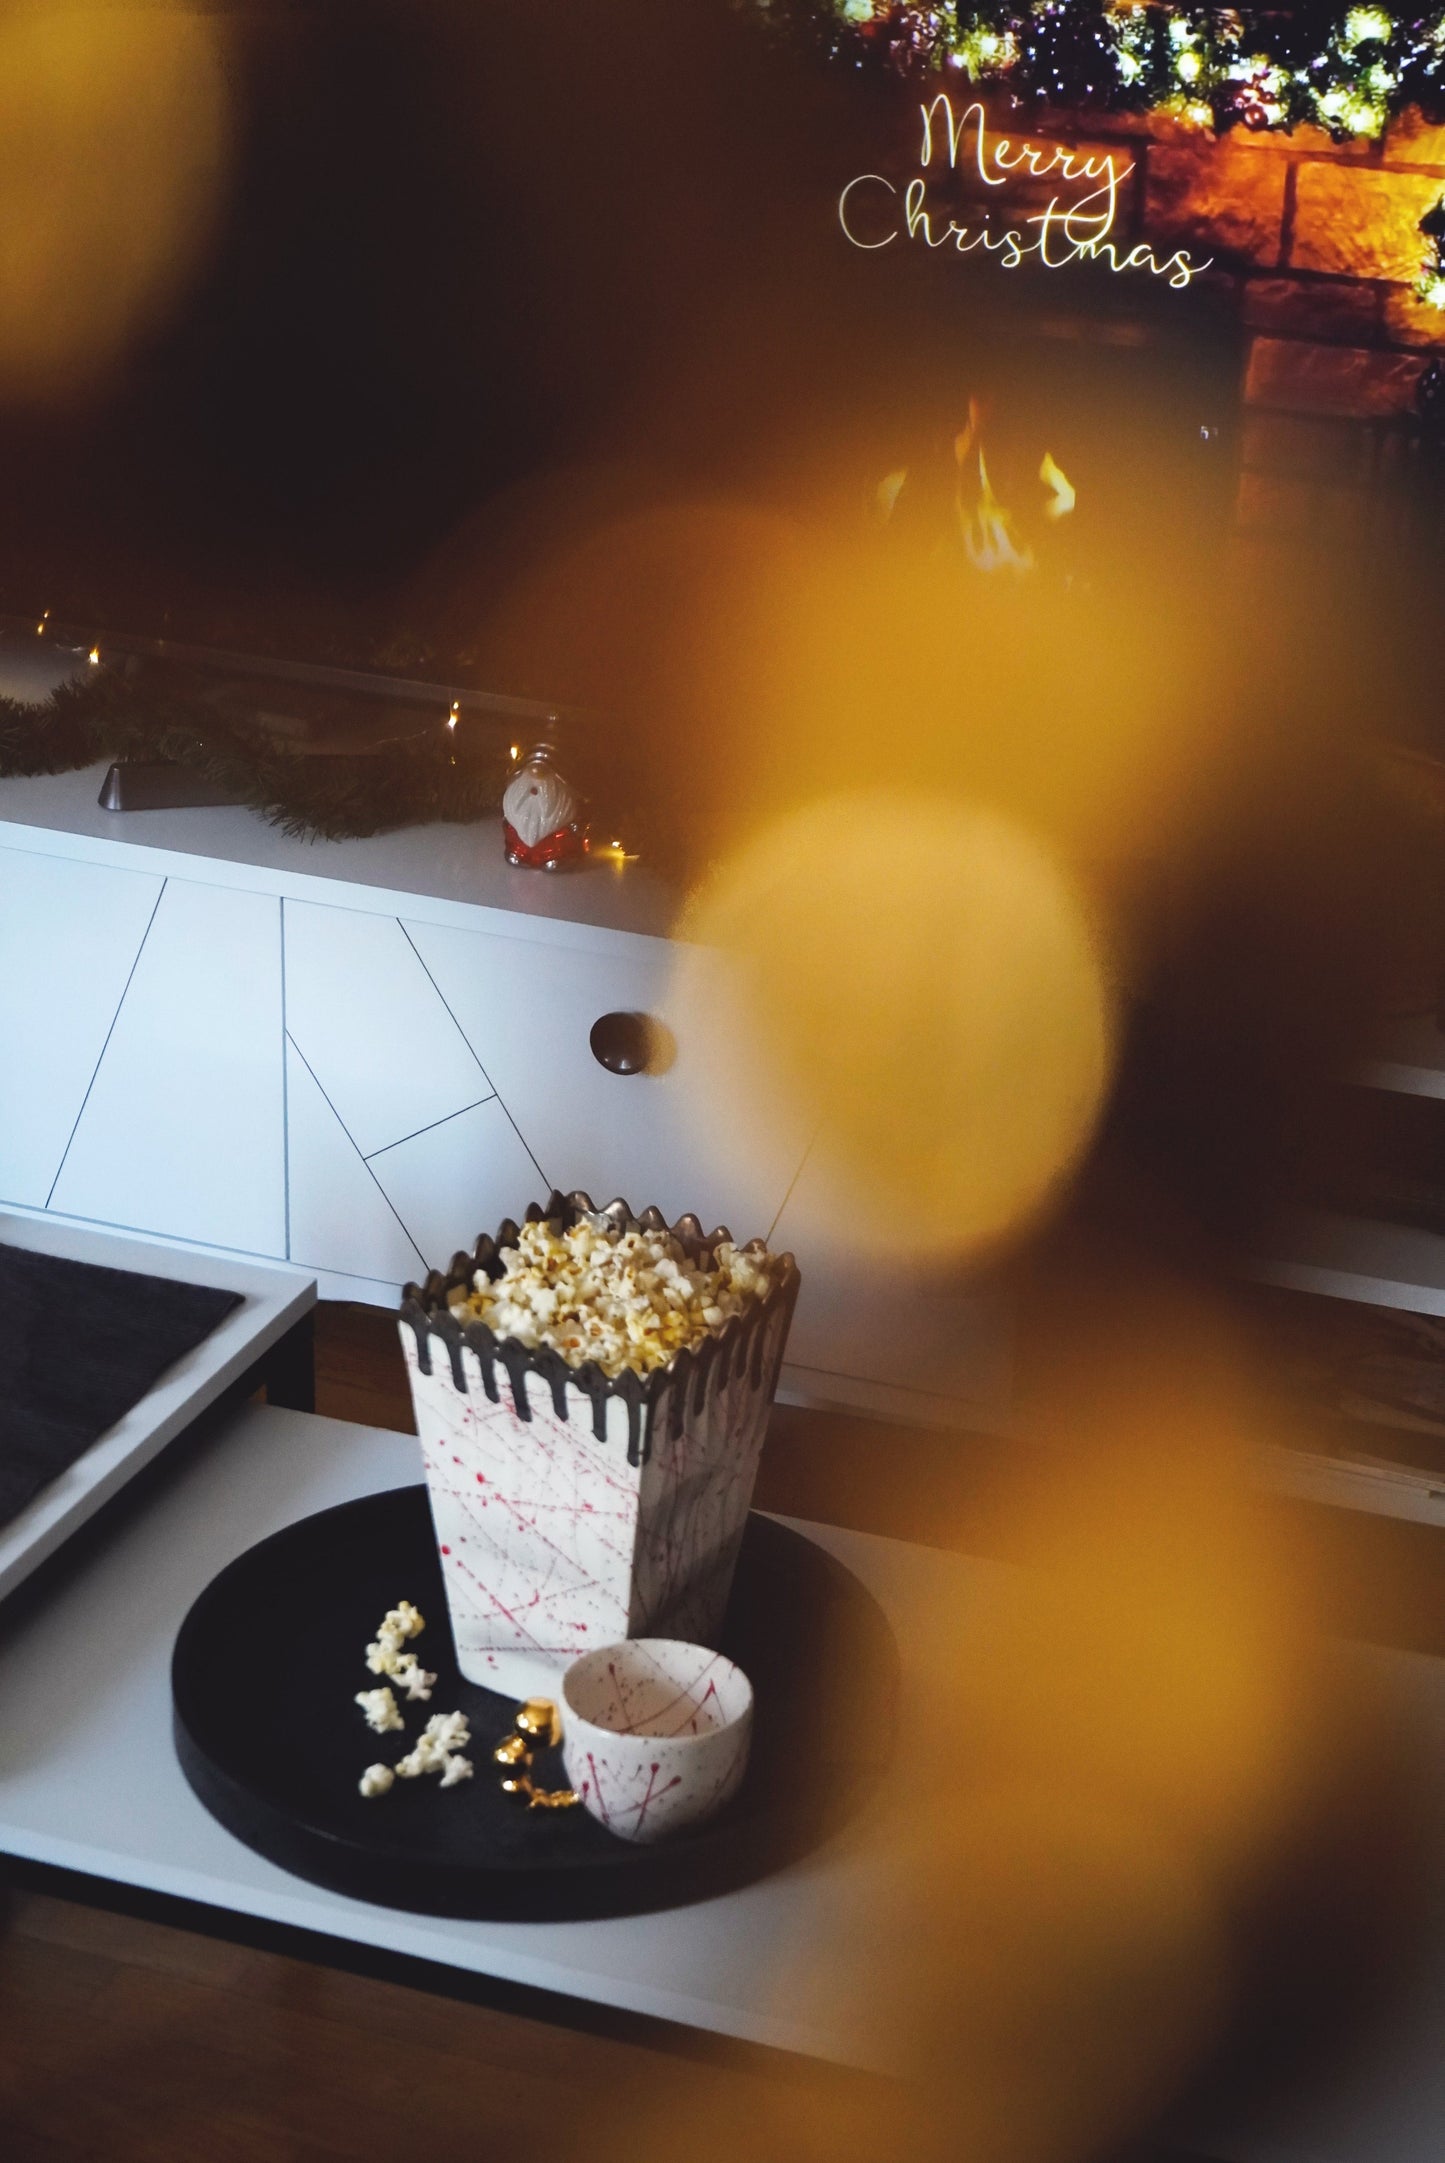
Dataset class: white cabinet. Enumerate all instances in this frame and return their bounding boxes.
[280,905,809,1283]
[0,805,1010,1426]
[49,878,285,1255]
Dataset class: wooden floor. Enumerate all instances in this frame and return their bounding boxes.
[0,1888,816,2162]
[0,1304,842,2162]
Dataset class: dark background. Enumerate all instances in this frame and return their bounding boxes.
[0,0,1250,686]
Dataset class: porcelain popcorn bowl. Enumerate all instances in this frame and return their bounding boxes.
[399,1191,800,1703]
[560,1638,754,1844]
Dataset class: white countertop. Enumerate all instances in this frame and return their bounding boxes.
[0,1403,927,2068]
[0,764,680,945]
[0,1400,1444,2162]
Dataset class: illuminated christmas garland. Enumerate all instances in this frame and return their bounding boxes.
[751,0,1445,139]
[0,662,508,841]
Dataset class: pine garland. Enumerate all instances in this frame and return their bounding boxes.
[0,663,506,842]
[749,0,1445,140]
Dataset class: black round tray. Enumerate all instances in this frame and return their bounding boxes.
[172,1486,899,1920]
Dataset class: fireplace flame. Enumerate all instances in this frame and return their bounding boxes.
[962,446,1035,574]
[878,405,1077,572]
[1040,450,1077,521]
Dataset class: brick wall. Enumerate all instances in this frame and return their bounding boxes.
[1036,104,1445,550]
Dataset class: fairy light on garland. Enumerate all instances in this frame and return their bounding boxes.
[750,0,1445,140]
[1419,194,1445,306]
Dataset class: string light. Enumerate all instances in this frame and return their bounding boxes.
[447,700,460,731]
[88,646,100,665]
[757,0,1436,140]
[35,610,48,636]
[1418,193,1445,306]
[1342,7,1394,49]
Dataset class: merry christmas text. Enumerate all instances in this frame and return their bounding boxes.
[838,96,1212,290]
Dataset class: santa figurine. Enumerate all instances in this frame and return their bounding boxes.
[501,743,589,871]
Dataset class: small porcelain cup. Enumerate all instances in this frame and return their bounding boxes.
[559,1639,754,1844]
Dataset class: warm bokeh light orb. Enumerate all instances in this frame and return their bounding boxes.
[674,791,1113,1260]
[0,5,231,401]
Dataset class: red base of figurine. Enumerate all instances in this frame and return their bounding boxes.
[502,818,590,871]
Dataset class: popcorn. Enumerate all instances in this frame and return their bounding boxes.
[365,1600,428,1678]
[451,1212,776,1379]
[355,1686,404,1734]
[391,1653,437,1703]
[423,1710,471,1758]
[352,1601,466,1796]
[395,1710,472,1783]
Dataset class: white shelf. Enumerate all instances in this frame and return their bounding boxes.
[1255,1445,1445,1527]
[1357,1015,1445,1100]
[0,1211,314,1604]
[1251,1209,1445,1319]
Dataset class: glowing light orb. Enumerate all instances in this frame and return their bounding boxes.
[673,792,1114,1261]
[0,6,232,401]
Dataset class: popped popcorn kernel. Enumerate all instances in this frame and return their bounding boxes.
[365,1598,426,1677]
[423,1711,471,1757]
[451,1212,777,1379]
[359,1763,395,1798]
[355,1687,404,1734]
[392,1653,437,1703]
[395,1710,473,1785]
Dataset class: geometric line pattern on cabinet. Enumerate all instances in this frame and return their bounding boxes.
[396,920,546,1187]
[400,916,810,1241]
[280,896,290,1264]
[48,879,286,1256]
[0,848,165,1210]
[364,1097,496,1162]
[368,1096,549,1274]
[282,900,494,1158]
[283,1035,427,1285]
[47,880,167,1208]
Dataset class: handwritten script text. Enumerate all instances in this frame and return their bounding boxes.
[839,97,1212,291]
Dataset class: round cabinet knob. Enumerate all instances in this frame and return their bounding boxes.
[590,1012,666,1076]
